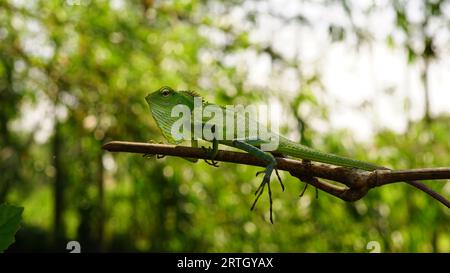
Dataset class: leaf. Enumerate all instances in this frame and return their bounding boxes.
[0,204,24,252]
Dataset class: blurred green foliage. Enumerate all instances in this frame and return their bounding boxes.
[0,204,23,252]
[0,0,449,252]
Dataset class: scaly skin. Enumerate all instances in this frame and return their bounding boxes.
[145,86,406,222]
[276,136,382,171]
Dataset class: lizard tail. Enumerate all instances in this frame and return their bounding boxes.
[277,139,382,171]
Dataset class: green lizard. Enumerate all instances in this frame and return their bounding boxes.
[145,86,447,222]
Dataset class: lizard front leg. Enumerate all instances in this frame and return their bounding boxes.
[202,138,219,167]
[201,125,219,167]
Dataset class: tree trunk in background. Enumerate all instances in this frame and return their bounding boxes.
[0,105,11,203]
[53,120,65,248]
[0,57,15,203]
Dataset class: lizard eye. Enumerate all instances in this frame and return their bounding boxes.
[161,88,171,97]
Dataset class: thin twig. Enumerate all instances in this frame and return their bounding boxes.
[102,141,450,208]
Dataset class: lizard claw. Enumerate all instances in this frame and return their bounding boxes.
[275,169,284,192]
[298,178,319,199]
[255,170,265,177]
[204,159,219,167]
[299,183,308,197]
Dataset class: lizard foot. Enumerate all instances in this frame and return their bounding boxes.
[256,168,284,191]
[202,146,219,167]
[251,164,277,224]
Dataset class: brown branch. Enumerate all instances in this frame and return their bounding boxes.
[374,168,450,184]
[102,141,450,208]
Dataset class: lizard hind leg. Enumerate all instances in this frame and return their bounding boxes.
[231,140,281,224]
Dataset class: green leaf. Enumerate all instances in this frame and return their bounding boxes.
[0,204,24,252]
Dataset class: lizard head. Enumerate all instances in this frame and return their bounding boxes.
[145,86,200,143]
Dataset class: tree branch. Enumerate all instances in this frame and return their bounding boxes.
[102,141,450,208]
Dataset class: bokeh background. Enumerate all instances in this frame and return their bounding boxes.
[1,0,449,252]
